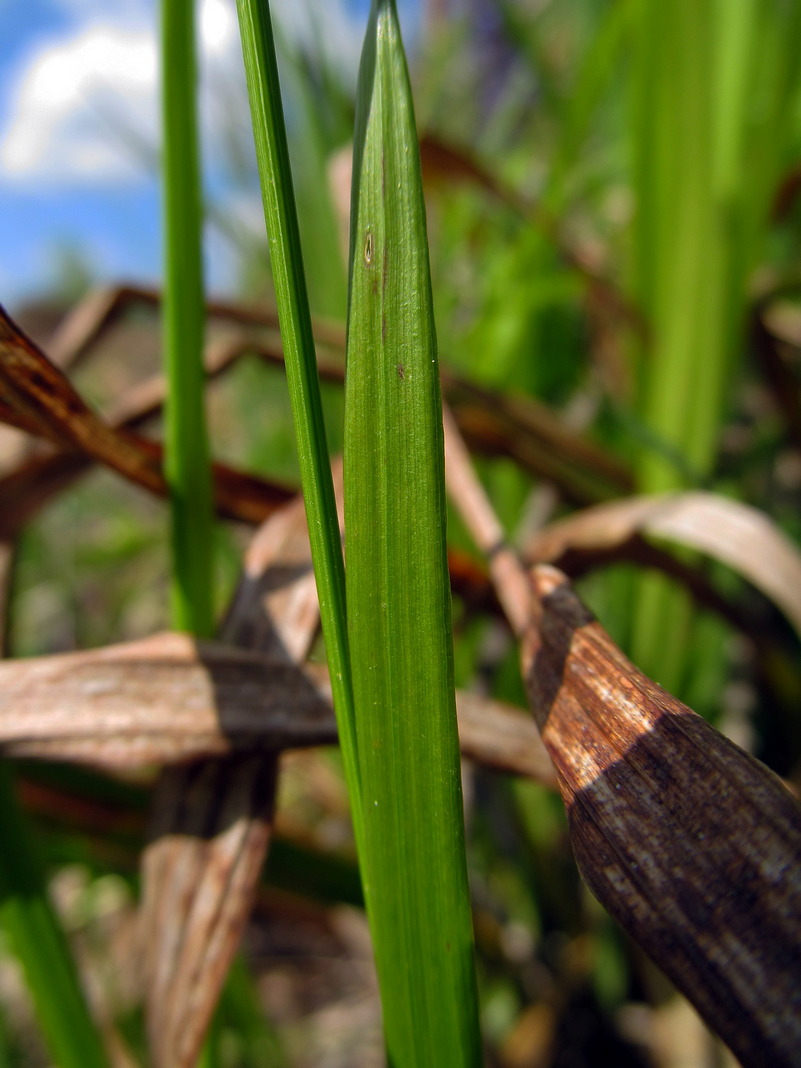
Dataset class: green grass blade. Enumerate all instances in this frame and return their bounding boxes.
[626,0,801,694]
[0,766,107,1068]
[626,0,720,691]
[161,0,215,637]
[345,3,482,1065]
[234,0,362,834]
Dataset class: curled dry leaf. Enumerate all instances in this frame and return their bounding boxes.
[0,305,294,529]
[528,491,801,640]
[522,565,801,1067]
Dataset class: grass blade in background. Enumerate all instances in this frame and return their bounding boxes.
[161,0,214,636]
[345,3,481,1064]
[626,0,718,694]
[0,765,107,1068]
[235,0,362,832]
[625,0,801,696]
[141,5,220,1064]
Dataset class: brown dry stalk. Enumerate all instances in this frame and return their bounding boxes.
[443,405,534,637]
[0,304,164,486]
[522,565,801,1067]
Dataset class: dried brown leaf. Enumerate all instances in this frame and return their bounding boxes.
[0,632,336,765]
[142,755,276,1068]
[522,565,801,1067]
[0,304,164,486]
[529,491,801,640]
[0,630,554,782]
[0,305,294,530]
[141,464,338,1068]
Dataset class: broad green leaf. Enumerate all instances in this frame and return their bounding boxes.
[345,3,481,1065]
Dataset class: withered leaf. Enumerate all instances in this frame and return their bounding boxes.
[0,629,554,783]
[528,491,801,641]
[142,463,330,1068]
[523,565,801,1067]
[0,305,294,528]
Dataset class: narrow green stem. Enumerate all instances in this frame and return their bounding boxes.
[235,0,362,837]
[161,0,215,637]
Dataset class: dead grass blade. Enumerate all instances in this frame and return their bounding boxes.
[444,413,801,1063]
[444,406,532,636]
[0,632,336,765]
[522,565,801,1067]
[0,304,163,487]
[142,755,276,1068]
[528,491,801,640]
[140,464,341,1068]
[0,306,294,529]
[0,630,553,783]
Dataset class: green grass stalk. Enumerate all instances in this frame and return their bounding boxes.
[627,0,801,694]
[161,0,215,637]
[627,0,721,690]
[234,0,362,837]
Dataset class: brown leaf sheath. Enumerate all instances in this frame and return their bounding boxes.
[522,565,801,1067]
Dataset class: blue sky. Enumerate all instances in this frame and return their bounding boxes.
[0,0,418,308]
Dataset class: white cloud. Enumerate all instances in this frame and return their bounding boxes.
[0,24,157,184]
[0,0,360,188]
